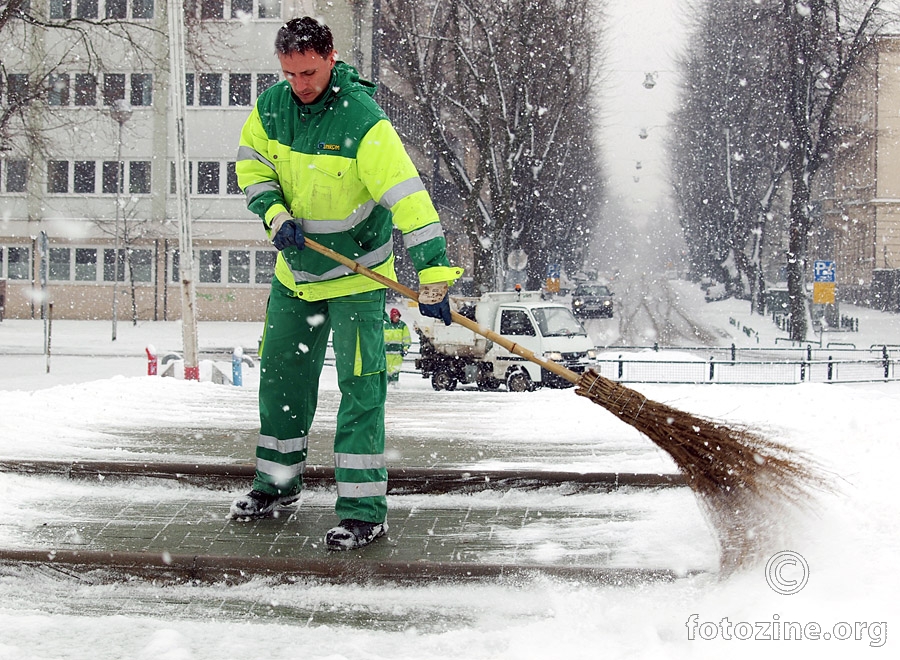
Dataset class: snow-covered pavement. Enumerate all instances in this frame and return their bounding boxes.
[0,284,898,659]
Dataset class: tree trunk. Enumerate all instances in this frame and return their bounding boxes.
[786,160,811,341]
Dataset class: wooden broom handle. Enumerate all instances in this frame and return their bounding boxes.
[303,238,580,385]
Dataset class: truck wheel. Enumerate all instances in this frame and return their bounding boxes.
[431,371,458,391]
[506,370,533,393]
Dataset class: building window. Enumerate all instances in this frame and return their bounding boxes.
[255,250,276,284]
[197,161,220,194]
[103,73,126,105]
[50,0,72,19]
[228,250,250,284]
[133,0,154,19]
[170,249,179,283]
[47,73,70,106]
[106,0,126,18]
[74,73,97,106]
[5,160,27,193]
[130,248,153,282]
[7,247,30,280]
[199,249,221,283]
[256,73,279,97]
[131,73,152,106]
[74,161,96,193]
[198,73,221,106]
[103,161,123,194]
[226,162,241,194]
[48,160,69,193]
[75,248,97,281]
[231,0,251,18]
[185,73,195,106]
[7,74,29,105]
[258,0,280,19]
[76,0,98,19]
[229,73,252,106]
[103,248,125,282]
[49,247,71,281]
[129,161,151,194]
[201,0,223,19]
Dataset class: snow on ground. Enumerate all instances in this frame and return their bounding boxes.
[0,282,898,659]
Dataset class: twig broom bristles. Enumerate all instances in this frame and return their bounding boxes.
[304,238,828,570]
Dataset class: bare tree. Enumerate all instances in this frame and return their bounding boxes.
[780,0,885,341]
[381,0,604,292]
[671,0,889,337]
[671,0,792,314]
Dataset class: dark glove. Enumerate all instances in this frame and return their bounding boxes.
[271,213,305,251]
[418,283,452,326]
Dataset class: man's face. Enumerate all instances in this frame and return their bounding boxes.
[278,49,337,104]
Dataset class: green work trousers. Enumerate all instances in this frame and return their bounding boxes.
[252,282,388,524]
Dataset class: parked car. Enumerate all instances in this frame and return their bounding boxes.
[571,283,614,318]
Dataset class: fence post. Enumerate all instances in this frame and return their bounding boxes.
[883,345,890,380]
[709,357,715,381]
[731,343,736,363]
[827,355,834,381]
[617,355,623,380]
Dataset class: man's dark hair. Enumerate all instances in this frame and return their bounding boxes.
[275,17,334,57]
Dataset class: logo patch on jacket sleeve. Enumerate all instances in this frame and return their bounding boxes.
[318,142,341,152]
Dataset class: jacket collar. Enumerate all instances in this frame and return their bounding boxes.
[291,62,373,114]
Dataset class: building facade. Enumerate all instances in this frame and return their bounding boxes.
[0,0,451,322]
[826,34,900,308]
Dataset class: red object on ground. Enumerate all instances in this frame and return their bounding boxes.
[145,346,158,376]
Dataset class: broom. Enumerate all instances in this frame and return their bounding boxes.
[304,238,829,570]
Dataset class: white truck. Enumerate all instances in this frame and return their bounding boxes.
[414,291,597,391]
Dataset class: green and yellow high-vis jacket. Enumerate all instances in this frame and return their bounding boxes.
[236,61,462,301]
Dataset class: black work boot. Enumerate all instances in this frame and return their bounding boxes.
[325,519,387,550]
[229,489,299,519]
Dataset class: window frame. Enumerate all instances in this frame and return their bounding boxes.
[48,247,72,281]
[129,161,152,194]
[4,159,28,193]
[47,160,70,194]
[6,246,31,280]
[73,160,96,194]
[197,73,222,106]
[197,161,221,195]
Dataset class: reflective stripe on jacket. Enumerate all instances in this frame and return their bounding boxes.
[236,62,462,301]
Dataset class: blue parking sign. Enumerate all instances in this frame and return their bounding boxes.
[814,260,835,283]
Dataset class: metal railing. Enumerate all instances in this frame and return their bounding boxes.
[592,343,900,385]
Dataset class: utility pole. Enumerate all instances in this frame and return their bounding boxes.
[110,99,132,342]
[168,0,200,379]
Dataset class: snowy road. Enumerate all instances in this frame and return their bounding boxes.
[583,273,725,347]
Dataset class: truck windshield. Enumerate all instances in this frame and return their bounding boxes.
[532,307,587,337]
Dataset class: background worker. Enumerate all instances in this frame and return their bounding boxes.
[383,308,412,385]
[230,16,461,551]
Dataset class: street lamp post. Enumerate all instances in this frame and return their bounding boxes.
[110,98,133,341]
